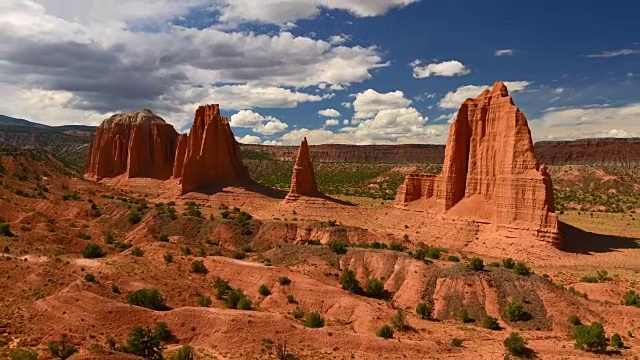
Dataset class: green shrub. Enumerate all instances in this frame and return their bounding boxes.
[513,262,532,276]
[327,239,349,254]
[164,253,173,264]
[580,275,599,283]
[77,233,91,240]
[124,326,163,360]
[304,311,325,328]
[131,247,144,257]
[47,334,78,360]
[128,211,142,225]
[392,309,406,330]
[233,251,246,259]
[376,325,393,339]
[622,290,640,307]
[278,276,291,285]
[258,284,271,296]
[9,348,38,360]
[416,302,432,320]
[191,260,208,274]
[153,322,175,342]
[425,247,441,259]
[389,242,404,252]
[0,223,15,237]
[126,288,167,310]
[504,300,530,322]
[82,243,105,258]
[573,322,607,353]
[173,345,195,360]
[112,284,120,294]
[503,332,528,356]
[240,244,253,253]
[197,295,212,307]
[568,315,582,326]
[502,258,515,269]
[468,257,484,271]
[340,269,362,293]
[459,308,473,323]
[104,233,115,244]
[287,294,296,304]
[213,277,231,300]
[84,273,96,282]
[451,338,463,347]
[292,307,305,319]
[365,278,385,299]
[446,255,460,262]
[483,316,500,330]
[611,333,624,349]
[158,232,169,242]
[182,246,192,256]
[488,262,501,267]
[306,239,321,245]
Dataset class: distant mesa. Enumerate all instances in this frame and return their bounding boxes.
[176,104,250,194]
[85,104,250,195]
[85,109,178,180]
[396,81,560,246]
[285,137,321,201]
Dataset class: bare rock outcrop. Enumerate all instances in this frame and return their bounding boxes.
[285,137,320,201]
[85,109,178,180]
[177,104,249,194]
[396,82,560,246]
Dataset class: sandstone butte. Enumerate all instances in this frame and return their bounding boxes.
[396,81,560,246]
[175,104,250,194]
[85,109,178,180]
[285,137,320,201]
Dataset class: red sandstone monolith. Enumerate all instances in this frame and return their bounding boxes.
[285,137,320,201]
[178,104,249,194]
[396,81,560,245]
[85,109,178,180]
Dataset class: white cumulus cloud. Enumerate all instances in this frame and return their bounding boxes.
[324,119,340,126]
[230,110,289,135]
[318,108,341,117]
[411,60,471,78]
[495,49,514,56]
[438,81,531,109]
[352,89,412,119]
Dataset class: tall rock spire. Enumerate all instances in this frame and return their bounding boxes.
[285,137,319,201]
[177,104,250,194]
[396,81,560,246]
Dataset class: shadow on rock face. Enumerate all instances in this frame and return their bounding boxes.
[559,221,640,254]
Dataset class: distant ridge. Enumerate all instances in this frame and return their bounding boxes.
[1,114,639,168]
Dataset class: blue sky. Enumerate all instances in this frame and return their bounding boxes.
[1,0,638,144]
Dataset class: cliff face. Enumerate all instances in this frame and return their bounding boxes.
[396,82,560,246]
[177,104,250,194]
[535,138,640,168]
[285,137,320,200]
[241,144,446,164]
[85,109,178,180]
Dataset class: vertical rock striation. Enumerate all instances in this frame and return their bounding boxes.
[396,82,560,246]
[285,137,320,200]
[177,104,249,194]
[85,109,178,180]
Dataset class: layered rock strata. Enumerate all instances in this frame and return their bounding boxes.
[85,109,178,180]
[176,104,249,194]
[285,137,320,201]
[396,82,560,245]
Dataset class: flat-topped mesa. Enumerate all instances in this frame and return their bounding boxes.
[85,109,178,180]
[396,81,560,246]
[177,104,250,194]
[285,137,320,201]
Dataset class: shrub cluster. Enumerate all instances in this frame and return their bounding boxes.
[213,277,252,310]
[126,288,167,310]
[327,239,349,254]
